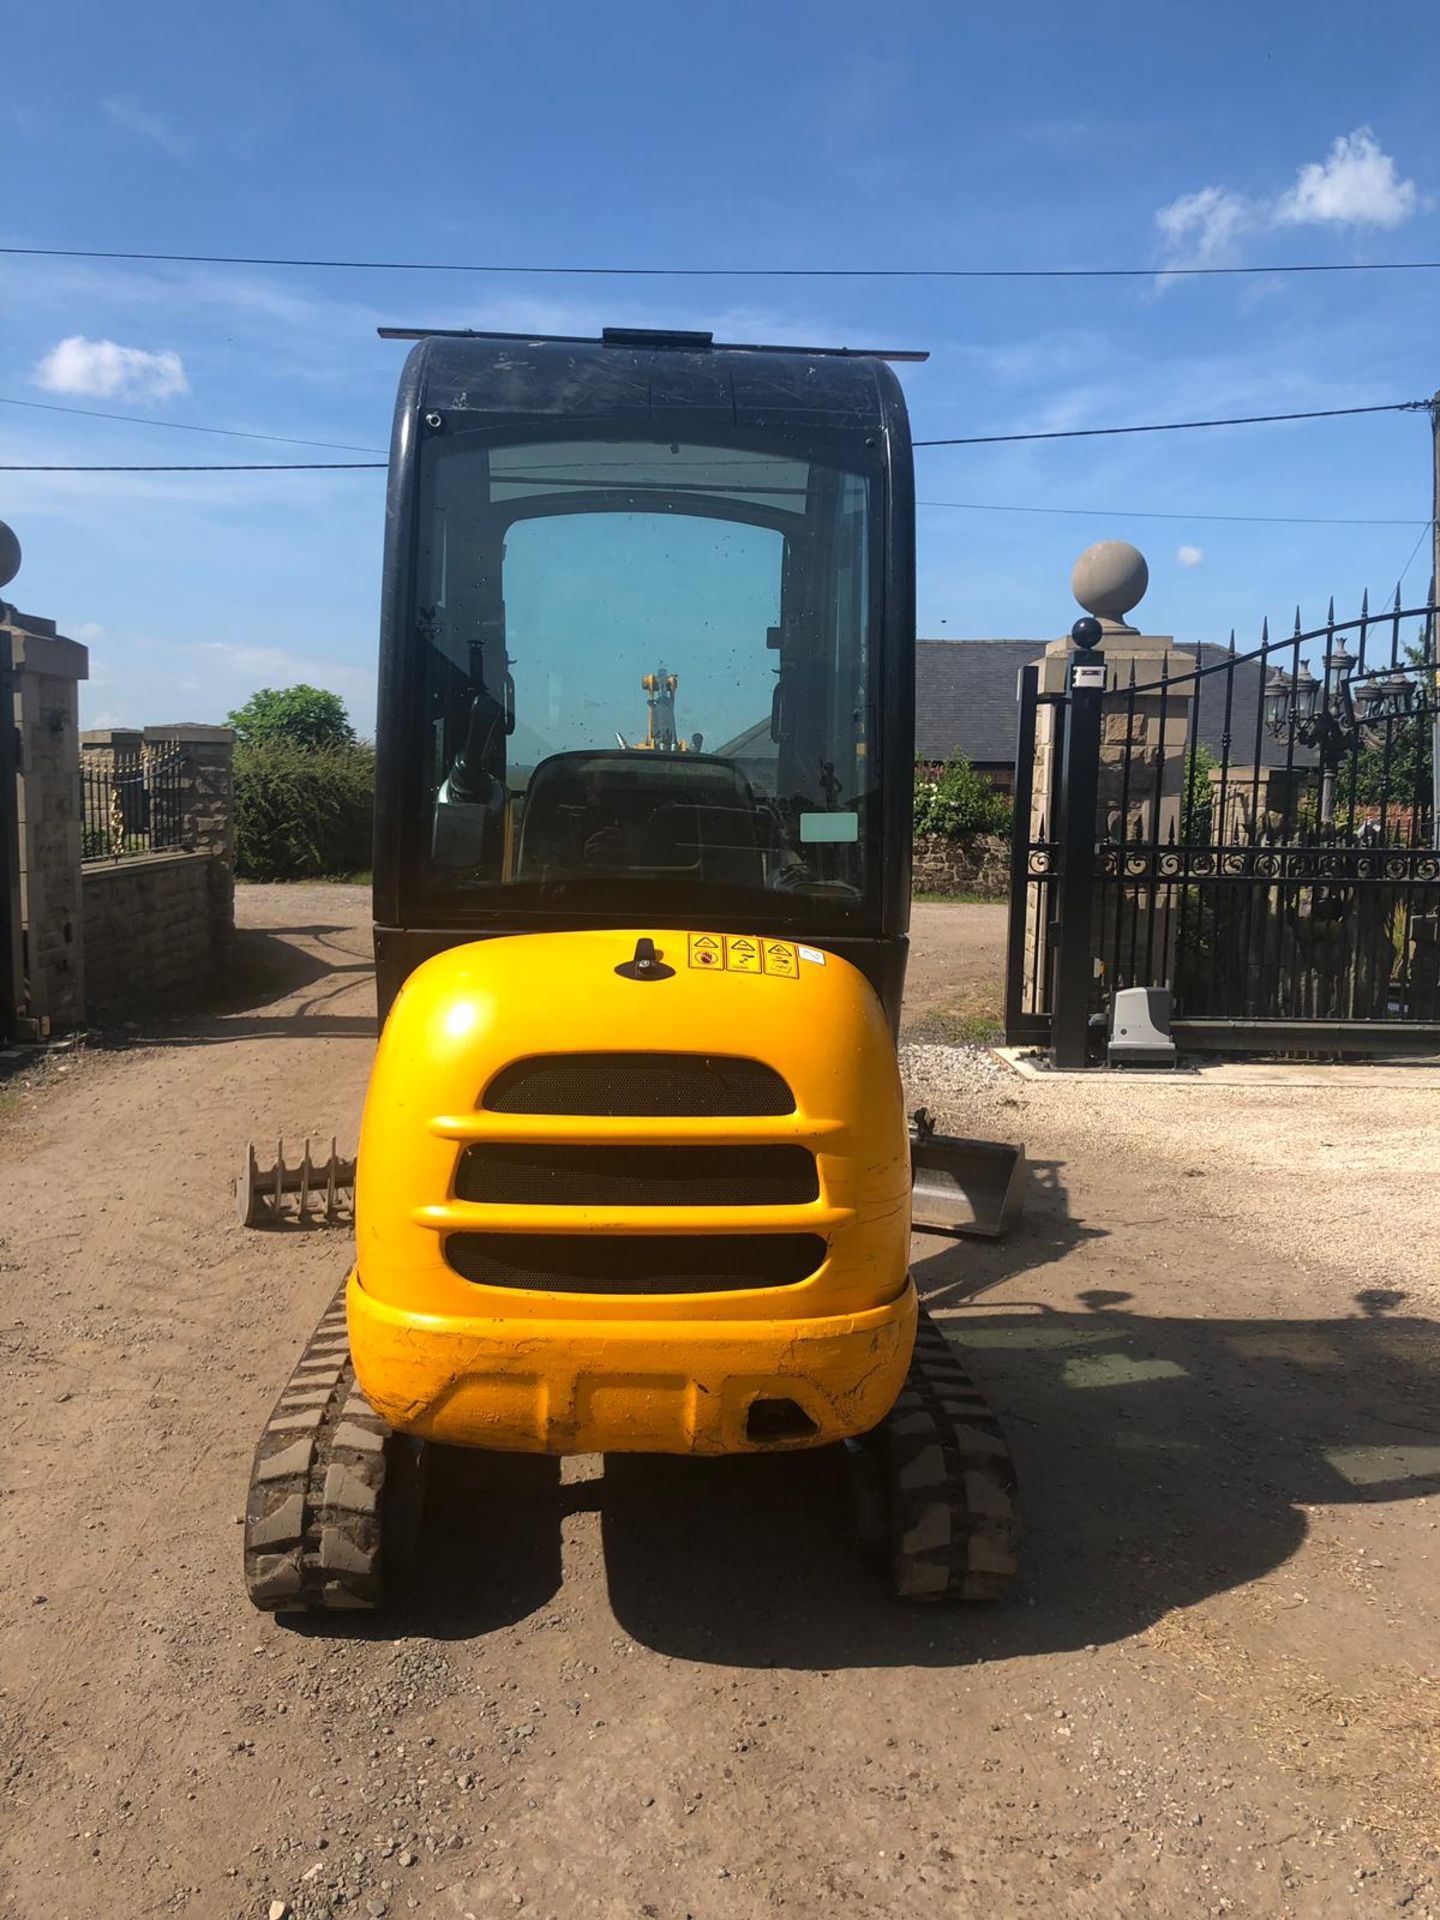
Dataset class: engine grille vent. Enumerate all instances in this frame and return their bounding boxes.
[455,1143,818,1208]
[481,1052,795,1118]
[445,1232,826,1295]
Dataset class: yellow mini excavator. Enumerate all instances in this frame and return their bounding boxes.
[242,325,1023,1613]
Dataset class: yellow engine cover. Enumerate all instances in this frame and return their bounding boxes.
[347,927,916,1454]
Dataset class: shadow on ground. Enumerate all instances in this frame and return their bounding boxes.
[284,1450,567,1642]
[597,1280,1440,1669]
[88,922,378,1049]
[278,1159,1440,1666]
[221,922,369,1009]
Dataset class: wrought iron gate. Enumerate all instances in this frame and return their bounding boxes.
[1006,592,1440,1060]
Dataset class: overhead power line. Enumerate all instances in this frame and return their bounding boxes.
[0,394,385,454]
[1396,518,1436,587]
[3,462,1413,526]
[914,400,1427,447]
[2,385,1425,468]
[917,500,1429,528]
[6,244,1440,281]
[4,395,1427,473]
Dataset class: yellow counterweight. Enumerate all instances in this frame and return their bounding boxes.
[346,927,916,1454]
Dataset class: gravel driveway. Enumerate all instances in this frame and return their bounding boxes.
[1,882,1436,1920]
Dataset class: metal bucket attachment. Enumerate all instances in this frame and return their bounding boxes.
[238,1137,357,1229]
[909,1108,1025,1240]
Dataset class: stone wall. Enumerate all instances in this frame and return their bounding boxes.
[163,725,235,960]
[81,852,221,1017]
[79,725,236,1024]
[911,831,1010,898]
[3,597,237,1031]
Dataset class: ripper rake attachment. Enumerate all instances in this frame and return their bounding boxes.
[238,1138,357,1229]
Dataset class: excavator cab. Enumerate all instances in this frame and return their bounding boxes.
[370,325,915,1020]
[242,329,1021,1615]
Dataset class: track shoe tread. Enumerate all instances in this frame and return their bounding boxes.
[243,1284,416,1613]
[872,1305,1020,1604]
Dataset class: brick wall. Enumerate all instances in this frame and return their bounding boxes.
[912,831,1010,898]
[81,851,221,1017]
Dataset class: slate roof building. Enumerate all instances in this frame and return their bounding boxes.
[915,640,1041,785]
[717,637,1307,796]
[716,639,1045,792]
[916,638,1310,789]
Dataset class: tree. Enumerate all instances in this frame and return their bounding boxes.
[226,684,357,752]
[1351,719,1432,812]
[1335,642,1434,822]
[1182,741,1218,843]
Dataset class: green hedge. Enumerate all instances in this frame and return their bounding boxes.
[914,752,1012,837]
[234,740,375,880]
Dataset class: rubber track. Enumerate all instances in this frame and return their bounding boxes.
[243,1286,392,1612]
[880,1305,1020,1601]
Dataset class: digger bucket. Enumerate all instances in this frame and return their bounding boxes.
[909,1108,1026,1240]
[238,1138,357,1229]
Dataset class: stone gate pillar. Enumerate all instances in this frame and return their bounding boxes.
[4,607,89,1029]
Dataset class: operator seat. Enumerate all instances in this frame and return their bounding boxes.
[516,749,765,887]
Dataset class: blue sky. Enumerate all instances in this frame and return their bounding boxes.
[3,0,1438,732]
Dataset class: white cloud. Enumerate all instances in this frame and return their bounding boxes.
[32,336,189,401]
[1155,129,1421,281]
[71,620,107,641]
[1176,545,1205,570]
[102,96,189,158]
[1274,128,1418,229]
[195,639,373,700]
[1155,186,1251,269]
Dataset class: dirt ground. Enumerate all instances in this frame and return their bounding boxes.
[901,902,1007,1044]
[2,884,1438,1920]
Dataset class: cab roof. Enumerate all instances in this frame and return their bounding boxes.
[384,327,922,433]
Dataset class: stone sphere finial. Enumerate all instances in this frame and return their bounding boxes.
[0,520,19,592]
[1071,540,1148,629]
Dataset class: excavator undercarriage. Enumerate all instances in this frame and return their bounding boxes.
[244,1287,1018,1613]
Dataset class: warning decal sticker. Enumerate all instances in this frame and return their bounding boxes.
[687,933,800,978]
[725,934,761,974]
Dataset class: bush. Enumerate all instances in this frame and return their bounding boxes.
[914,752,1012,837]
[234,740,375,880]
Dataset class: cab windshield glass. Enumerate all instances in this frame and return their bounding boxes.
[411,434,877,920]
